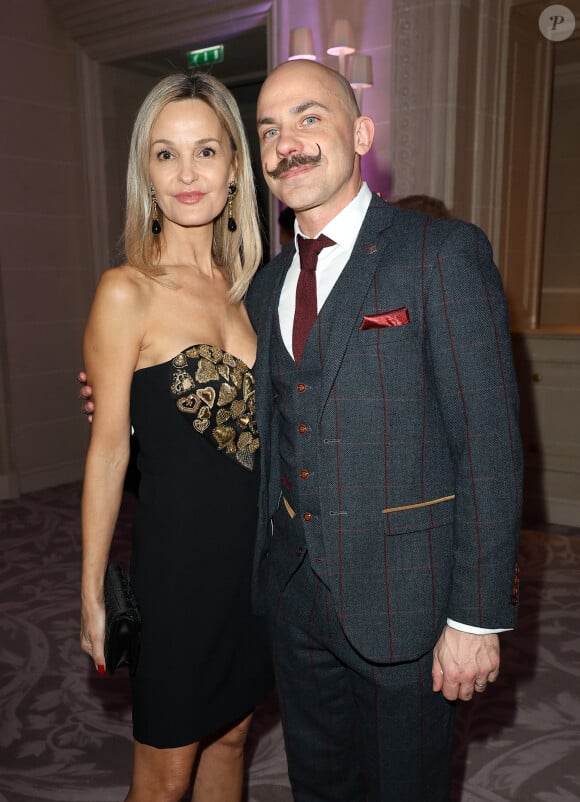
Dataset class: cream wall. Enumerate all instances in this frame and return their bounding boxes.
[0,0,93,497]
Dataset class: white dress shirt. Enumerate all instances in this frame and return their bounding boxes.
[278,183,373,355]
[278,183,509,637]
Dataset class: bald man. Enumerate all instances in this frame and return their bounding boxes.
[245,60,522,802]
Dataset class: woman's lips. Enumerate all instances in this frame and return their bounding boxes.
[174,191,205,203]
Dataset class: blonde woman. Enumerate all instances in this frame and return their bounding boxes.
[80,72,272,802]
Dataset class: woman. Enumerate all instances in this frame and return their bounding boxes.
[80,72,273,802]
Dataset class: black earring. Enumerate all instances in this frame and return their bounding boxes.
[227,183,237,232]
[151,186,161,235]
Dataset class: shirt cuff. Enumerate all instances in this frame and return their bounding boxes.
[446,618,513,634]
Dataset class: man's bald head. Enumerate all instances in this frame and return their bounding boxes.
[259,59,361,121]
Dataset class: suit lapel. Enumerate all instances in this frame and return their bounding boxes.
[318,199,396,417]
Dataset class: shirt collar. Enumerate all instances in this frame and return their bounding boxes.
[294,182,373,250]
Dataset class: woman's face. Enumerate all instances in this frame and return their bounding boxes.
[148,98,235,232]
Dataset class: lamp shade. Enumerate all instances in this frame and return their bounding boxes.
[348,53,373,88]
[288,27,316,60]
[327,19,355,56]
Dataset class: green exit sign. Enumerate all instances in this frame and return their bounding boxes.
[187,44,224,67]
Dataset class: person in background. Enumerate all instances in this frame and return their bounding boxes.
[391,193,452,218]
[278,205,296,246]
[80,71,272,802]
[245,59,522,801]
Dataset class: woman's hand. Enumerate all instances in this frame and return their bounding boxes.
[77,370,95,422]
[80,596,107,676]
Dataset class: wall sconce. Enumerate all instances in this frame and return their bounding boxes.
[326,19,355,76]
[348,53,373,108]
[287,20,373,108]
[288,27,316,61]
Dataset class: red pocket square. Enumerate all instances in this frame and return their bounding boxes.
[359,307,410,330]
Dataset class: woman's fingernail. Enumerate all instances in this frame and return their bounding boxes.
[97,664,105,676]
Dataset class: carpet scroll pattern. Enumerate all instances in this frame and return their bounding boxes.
[0,483,579,802]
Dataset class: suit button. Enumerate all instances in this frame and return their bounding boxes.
[303,511,313,522]
[298,423,308,434]
[297,383,306,393]
[299,469,309,480]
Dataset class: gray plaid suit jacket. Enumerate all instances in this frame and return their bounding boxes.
[246,195,523,663]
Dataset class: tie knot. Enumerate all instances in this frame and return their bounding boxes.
[297,234,335,272]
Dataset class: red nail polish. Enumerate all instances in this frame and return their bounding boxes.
[97,664,105,676]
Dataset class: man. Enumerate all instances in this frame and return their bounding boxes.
[82,59,522,801]
[245,60,522,801]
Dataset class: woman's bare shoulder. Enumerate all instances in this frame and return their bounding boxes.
[93,264,153,309]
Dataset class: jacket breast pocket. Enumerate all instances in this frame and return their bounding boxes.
[355,321,417,352]
[359,307,410,330]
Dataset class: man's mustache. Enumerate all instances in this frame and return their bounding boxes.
[266,144,322,179]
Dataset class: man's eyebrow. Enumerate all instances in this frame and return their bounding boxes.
[257,100,329,127]
[292,101,329,115]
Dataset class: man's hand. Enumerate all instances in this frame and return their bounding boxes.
[78,370,95,422]
[432,625,500,701]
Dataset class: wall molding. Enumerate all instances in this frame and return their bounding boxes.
[18,460,85,496]
[0,473,20,501]
[524,494,580,529]
[391,0,462,205]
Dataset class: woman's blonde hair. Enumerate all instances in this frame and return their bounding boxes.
[124,71,262,302]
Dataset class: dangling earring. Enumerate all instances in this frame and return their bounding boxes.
[151,186,161,235]
[227,183,237,232]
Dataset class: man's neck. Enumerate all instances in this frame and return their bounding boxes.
[295,178,363,238]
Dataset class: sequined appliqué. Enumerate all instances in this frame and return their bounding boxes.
[170,346,259,470]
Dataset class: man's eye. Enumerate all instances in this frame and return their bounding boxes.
[303,116,318,126]
[263,128,278,140]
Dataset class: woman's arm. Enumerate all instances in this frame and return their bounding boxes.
[80,267,145,674]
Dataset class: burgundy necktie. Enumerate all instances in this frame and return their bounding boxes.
[293,234,335,363]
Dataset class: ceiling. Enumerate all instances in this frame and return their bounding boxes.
[109,24,268,87]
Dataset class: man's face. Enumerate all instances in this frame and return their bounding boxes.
[257,61,364,228]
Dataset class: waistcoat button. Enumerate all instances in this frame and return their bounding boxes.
[298,423,308,434]
[297,383,306,393]
[303,511,313,522]
[300,469,309,480]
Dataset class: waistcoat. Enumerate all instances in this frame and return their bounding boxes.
[270,286,345,578]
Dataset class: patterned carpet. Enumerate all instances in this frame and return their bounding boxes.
[0,482,579,802]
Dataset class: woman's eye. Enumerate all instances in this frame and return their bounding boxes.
[156,150,172,160]
[199,147,216,158]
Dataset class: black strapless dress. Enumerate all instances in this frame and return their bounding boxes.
[129,344,273,748]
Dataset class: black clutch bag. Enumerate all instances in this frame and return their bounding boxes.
[103,562,141,675]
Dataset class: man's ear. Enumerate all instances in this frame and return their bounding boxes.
[354,116,374,156]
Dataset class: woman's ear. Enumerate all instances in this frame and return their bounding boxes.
[354,116,375,156]
[230,152,239,185]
